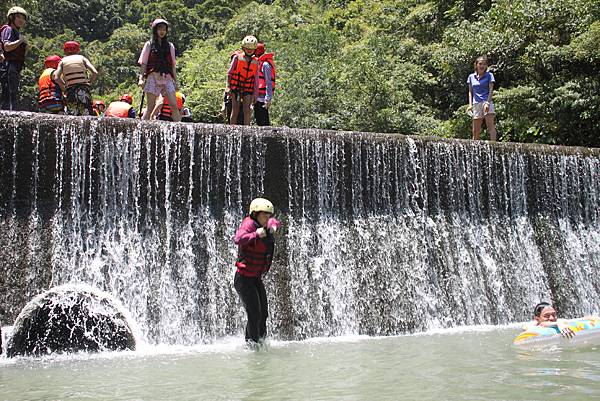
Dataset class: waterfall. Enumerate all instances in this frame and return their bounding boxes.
[0,112,598,344]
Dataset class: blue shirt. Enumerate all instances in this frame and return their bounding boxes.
[257,62,273,103]
[467,71,495,104]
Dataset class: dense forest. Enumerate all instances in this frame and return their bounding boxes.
[2,0,599,147]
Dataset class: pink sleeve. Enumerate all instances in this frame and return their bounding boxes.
[227,56,237,81]
[170,43,176,67]
[253,62,260,98]
[267,218,281,230]
[138,42,150,65]
[234,218,258,246]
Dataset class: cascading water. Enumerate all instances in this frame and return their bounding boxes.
[0,112,598,346]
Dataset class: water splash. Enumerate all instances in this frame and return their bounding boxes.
[0,112,598,345]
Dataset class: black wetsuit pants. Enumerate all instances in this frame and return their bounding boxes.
[0,61,21,111]
[254,101,270,126]
[234,271,268,343]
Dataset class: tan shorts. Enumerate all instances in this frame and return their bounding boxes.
[471,101,495,119]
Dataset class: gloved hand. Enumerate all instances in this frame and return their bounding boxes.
[267,218,281,235]
[256,227,267,238]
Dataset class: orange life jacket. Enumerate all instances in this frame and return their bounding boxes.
[228,51,260,94]
[257,53,276,98]
[159,92,184,120]
[105,101,133,118]
[38,68,63,105]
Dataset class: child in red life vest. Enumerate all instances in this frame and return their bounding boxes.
[234,197,281,346]
[227,35,260,126]
[253,42,276,126]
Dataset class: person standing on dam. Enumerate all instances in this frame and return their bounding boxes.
[253,42,276,126]
[138,18,181,122]
[0,6,28,111]
[233,197,281,347]
[467,55,497,141]
[227,35,260,126]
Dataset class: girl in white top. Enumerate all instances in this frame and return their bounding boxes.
[138,18,182,122]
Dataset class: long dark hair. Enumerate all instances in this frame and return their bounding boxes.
[150,23,170,54]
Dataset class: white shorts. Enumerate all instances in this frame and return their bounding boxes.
[144,73,176,97]
[471,101,495,119]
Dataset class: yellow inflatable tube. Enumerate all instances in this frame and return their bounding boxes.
[514,317,600,347]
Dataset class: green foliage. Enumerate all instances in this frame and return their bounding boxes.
[87,24,147,96]
[270,24,342,129]
[178,40,234,123]
[26,0,124,41]
[2,0,600,146]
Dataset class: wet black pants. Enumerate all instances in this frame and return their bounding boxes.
[0,62,21,111]
[234,272,268,343]
[253,101,270,126]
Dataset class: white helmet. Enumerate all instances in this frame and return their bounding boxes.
[241,35,258,50]
[249,198,274,215]
[7,6,28,19]
[151,18,169,29]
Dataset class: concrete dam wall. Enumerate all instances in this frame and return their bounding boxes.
[0,112,598,344]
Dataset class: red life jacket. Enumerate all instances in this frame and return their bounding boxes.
[159,92,184,120]
[258,53,276,98]
[38,68,63,105]
[146,41,174,77]
[229,51,260,94]
[0,25,26,65]
[105,101,133,118]
[235,217,275,277]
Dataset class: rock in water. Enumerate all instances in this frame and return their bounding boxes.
[6,284,136,357]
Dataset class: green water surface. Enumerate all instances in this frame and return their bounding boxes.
[1,326,599,401]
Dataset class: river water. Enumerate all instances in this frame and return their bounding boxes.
[1,115,599,399]
[2,325,600,400]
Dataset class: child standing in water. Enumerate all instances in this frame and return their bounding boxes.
[467,55,497,141]
[233,198,281,347]
[138,18,181,122]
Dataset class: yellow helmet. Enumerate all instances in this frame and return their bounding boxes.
[249,198,274,215]
[7,6,27,19]
[241,35,258,50]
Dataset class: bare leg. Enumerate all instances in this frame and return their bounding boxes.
[472,118,483,140]
[485,114,497,141]
[165,91,182,122]
[230,94,241,125]
[143,93,158,120]
[242,95,253,125]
